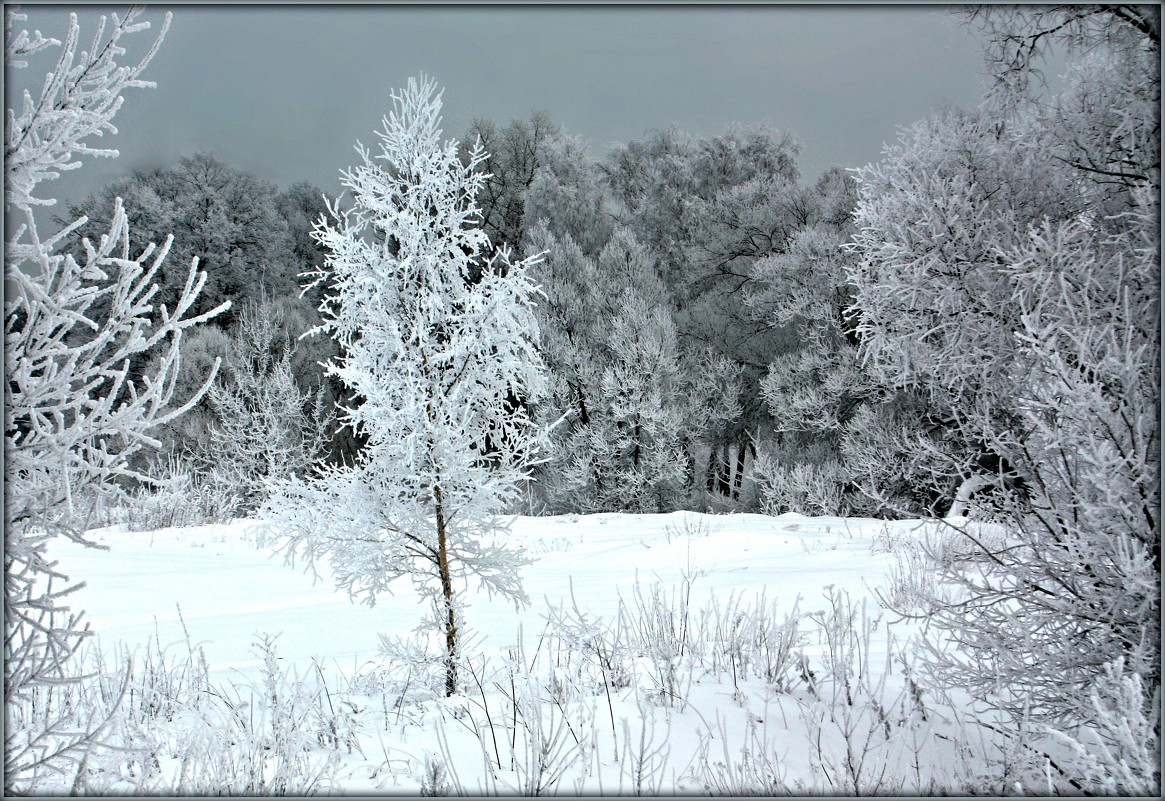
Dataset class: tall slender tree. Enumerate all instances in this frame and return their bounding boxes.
[260,76,549,697]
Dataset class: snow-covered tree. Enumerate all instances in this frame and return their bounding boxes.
[596,291,688,511]
[550,284,689,515]
[521,130,614,258]
[605,124,815,503]
[204,298,332,515]
[521,223,606,508]
[747,177,865,515]
[746,172,954,517]
[848,7,1159,786]
[526,221,734,514]
[460,111,567,256]
[67,151,300,324]
[931,189,1160,731]
[64,155,356,468]
[4,8,226,788]
[259,76,549,697]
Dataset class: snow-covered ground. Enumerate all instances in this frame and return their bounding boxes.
[44,511,985,794]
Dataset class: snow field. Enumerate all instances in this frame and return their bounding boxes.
[45,511,978,793]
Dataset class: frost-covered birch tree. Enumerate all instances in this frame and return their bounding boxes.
[4,8,226,788]
[260,76,549,697]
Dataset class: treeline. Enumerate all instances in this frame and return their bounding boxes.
[65,2,1157,538]
[61,121,929,519]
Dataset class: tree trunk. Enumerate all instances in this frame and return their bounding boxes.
[716,440,732,496]
[575,385,590,426]
[434,483,457,697]
[632,419,641,469]
[680,437,696,494]
[732,438,747,500]
[421,344,457,696]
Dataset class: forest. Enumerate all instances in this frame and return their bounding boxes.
[4,5,1160,795]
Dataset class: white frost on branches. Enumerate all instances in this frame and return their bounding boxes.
[847,11,1159,788]
[6,7,166,211]
[204,299,332,515]
[5,7,227,789]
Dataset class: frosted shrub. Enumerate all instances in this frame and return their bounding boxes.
[11,622,353,794]
[122,452,239,531]
[3,647,127,794]
[497,662,594,795]
[708,590,804,693]
[1051,659,1161,795]
[797,588,927,794]
[625,581,697,710]
[754,452,846,516]
[691,714,791,795]
[544,586,635,693]
[878,543,948,617]
[873,521,1008,616]
[435,644,595,796]
[102,634,346,793]
[377,631,457,702]
[849,7,1159,744]
[142,636,343,795]
[419,756,452,796]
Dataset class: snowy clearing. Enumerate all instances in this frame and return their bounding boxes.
[41,510,997,794]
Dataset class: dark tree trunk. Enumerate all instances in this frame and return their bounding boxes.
[732,438,747,500]
[632,419,641,469]
[716,440,732,496]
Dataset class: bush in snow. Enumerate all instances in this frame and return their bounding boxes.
[260,75,550,697]
[1051,658,1160,795]
[121,451,239,532]
[753,452,846,517]
[49,630,350,793]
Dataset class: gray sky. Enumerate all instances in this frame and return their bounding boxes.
[12,3,998,211]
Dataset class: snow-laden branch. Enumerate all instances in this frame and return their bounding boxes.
[5,8,226,790]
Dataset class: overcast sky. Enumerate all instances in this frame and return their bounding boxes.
[13,3,1003,211]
